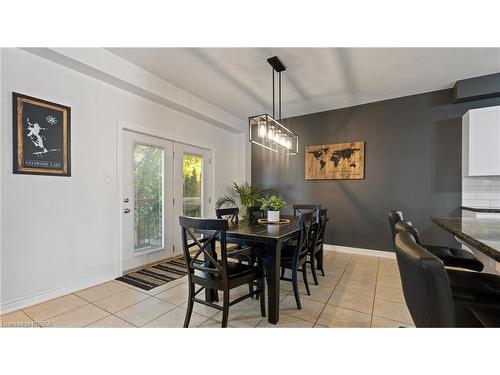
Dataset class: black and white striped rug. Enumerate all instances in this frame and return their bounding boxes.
[116,257,199,291]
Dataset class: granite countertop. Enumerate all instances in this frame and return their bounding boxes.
[461,206,500,213]
[432,209,500,262]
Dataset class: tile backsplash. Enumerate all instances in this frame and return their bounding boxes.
[462,176,500,208]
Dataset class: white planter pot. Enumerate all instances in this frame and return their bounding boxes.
[267,210,280,222]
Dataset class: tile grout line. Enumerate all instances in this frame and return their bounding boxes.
[21,281,132,325]
[101,283,216,327]
[88,282,188,321]
[21,295,94,326]
[313,253,353,327]
[23,283,150,327]
[370,257,381,327]
[99,294,179,327]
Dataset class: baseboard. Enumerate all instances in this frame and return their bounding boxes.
[0,271,118,315]
[324,244,396,259]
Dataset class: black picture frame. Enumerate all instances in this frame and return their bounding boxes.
[12,92,71,176]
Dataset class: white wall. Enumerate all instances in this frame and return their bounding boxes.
[0,48,248,313]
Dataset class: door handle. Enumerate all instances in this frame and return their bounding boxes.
[123,208,131,214]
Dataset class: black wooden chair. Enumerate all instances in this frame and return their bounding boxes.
[215,207,240,225]
[306,208,328,285]
[179,216,266,328]
[216,207,260,298]
[293,203,321,219]
[388,209,484,272]
[247,205,265,223]
[215,207,257,264]
[280,211,314,309]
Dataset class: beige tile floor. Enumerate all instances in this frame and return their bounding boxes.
[0,251,415,328]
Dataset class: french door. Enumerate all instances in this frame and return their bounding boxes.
[121,129,211,272]
[173,143,212,252]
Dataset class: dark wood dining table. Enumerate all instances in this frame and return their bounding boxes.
[200,216,301,325]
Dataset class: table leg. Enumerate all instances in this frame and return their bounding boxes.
[265,241,282,324]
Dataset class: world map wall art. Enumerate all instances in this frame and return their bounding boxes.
[305,141,365,180]
[13,93,71,176]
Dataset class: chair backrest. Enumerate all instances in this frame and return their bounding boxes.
[247,205,264,222]
[293,204,321,219]
[179,216,230,283]
[388,209,404,245]
[314,208,328,249]
[292,211,314,264]
[394,231,456,327]
[215,207,239,225]
[395,220,422,245]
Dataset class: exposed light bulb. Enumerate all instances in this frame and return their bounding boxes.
[267,126,275,141]
[276,130,282,144]
[258,122,267,138]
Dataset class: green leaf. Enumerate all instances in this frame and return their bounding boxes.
[259,195,287,211]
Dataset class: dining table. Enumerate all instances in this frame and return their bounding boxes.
[200,215,301,325]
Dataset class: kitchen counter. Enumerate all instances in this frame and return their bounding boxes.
[432,209,500,262]
[461,206,500,213]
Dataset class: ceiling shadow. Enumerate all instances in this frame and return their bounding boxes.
[187,48,269,109]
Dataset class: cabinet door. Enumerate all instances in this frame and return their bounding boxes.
[467,107,500,176]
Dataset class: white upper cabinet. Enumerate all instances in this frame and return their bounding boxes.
[463,105,500,177]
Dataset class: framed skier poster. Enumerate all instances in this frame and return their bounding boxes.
[13,92,71,176]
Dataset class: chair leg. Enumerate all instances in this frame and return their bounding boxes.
[249,283,256,299]
[259,277,266,317]
[310,254,319,285]
[249,255,258,299]
[221,290,230,328]
[302,264,311,295]
[319,246,325,276]
[183,282,195,328]
[291,267,302,310]
[280,266,285,279]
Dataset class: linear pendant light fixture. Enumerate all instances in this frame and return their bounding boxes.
[249,56,299,155]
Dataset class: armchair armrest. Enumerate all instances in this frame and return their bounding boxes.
[448,269,500,308]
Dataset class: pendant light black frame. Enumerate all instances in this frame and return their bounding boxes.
[249,56,299,156]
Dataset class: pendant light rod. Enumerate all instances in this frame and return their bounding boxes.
[272,67,275,118]
[279,71,282,121]
[267,56,286,120]
[249,56,298,156]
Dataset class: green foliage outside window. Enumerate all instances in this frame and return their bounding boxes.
[183,154,202,217]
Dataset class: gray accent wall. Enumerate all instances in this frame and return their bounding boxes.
[251,89,500,252]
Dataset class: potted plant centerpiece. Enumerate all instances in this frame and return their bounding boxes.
[216,182,270,219]
[260,195,287,222]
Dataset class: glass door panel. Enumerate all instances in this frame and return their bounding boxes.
[134,144,164,253]
[122,130,174,272]
[174,143,212,253]
[182,153,203,217]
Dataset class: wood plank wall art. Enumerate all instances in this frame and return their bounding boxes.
[305,141,365,180]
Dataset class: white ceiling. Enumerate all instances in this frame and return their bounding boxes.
[107,48,500,120]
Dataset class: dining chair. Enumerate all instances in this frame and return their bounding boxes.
[388,209,484,272]
[394,231,500,327]
[179,216,266,328]
[247,205,265,222]
[306,208,328,285]
[216,207,260,297]
[215,207,240,225]
[280,211,314,309]
[293,203,321,219]
[215,207,257,265]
